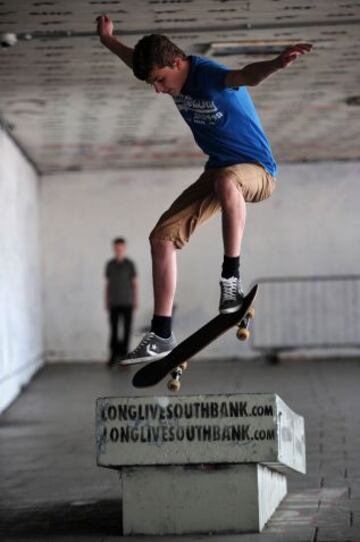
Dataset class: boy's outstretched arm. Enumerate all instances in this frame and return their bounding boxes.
[225,43,312,88]
[96,14,133,69]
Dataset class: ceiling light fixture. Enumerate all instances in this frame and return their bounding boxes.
[205,40,295,57]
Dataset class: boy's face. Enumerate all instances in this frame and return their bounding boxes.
[114,242,126,261]
[147,58,188,96]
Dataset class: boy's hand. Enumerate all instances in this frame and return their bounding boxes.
[96,14,133,68]
[96,14,114,41]
[277,43,313,68]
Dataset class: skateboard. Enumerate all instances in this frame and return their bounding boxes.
[132,284,258,391]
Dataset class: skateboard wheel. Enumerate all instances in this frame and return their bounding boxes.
[179,361,188,371]
[168,379,181,392]
[237,327,250,341]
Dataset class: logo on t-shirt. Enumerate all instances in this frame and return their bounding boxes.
[174,94,224,126]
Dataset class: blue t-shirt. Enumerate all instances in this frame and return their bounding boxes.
[173,55,277,176]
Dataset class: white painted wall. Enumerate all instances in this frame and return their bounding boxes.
[41,161,360,361]
[0,127,43,412]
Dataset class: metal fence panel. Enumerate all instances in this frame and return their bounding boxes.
[252,276,360,352]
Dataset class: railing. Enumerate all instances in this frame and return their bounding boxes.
[251,275,360,361]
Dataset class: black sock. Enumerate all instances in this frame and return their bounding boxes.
[151,315,172,338]
[222,255,240,279]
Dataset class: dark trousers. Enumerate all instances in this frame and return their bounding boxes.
[109,305,133,359]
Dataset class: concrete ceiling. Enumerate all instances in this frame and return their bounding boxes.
[0,0,359,174]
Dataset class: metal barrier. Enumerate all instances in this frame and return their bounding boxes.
[251,275,360,360]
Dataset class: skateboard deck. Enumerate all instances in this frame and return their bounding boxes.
[132,284,258,390]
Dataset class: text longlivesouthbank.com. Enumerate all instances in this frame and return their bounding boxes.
[100,400,276,445]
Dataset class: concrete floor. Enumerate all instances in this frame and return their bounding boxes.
[1,357,360,541]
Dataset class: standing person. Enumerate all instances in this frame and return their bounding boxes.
[97,15,312,365]
[104,238,138,366]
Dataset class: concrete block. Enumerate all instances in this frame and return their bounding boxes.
[122,463,287,535]
[96,393,305,474]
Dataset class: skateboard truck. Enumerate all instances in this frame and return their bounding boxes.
[237,306,255,341]
[167,362,188,392]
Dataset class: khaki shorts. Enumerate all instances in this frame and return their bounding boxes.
[150,162,276,249]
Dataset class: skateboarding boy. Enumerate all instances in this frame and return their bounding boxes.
[96,15,312,364]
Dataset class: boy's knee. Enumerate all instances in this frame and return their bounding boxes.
[149,232,179,252]
[149,233,163,252]
[214,174,241,200]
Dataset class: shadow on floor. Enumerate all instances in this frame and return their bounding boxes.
[0,499,122,536]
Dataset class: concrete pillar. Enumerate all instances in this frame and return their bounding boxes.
[122,464,287,535]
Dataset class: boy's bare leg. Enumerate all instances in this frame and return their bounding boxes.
[214,176,246,257]
[150,238,177,316]
[214,175,246,313]
[120,237,177,364]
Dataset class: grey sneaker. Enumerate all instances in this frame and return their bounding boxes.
[119,331,177,366]
[219,277,244,314]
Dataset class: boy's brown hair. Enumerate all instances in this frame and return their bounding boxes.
[132,34,187,81]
